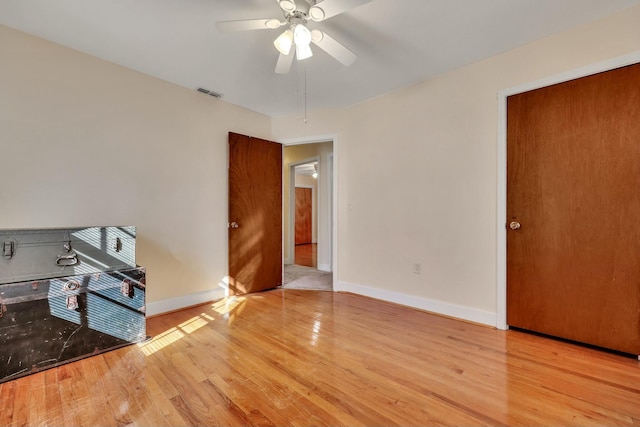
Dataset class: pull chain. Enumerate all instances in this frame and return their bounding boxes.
[296,61,308,124]
[303,66,307,124]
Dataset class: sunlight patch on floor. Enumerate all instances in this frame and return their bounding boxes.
[212,296,246,316]
[139,296,252,356]
[139,326,186,356]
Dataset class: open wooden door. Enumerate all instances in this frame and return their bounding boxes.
[228,132,282,295]
[506,63,640,355]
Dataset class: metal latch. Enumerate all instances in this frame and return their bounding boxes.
[114,237,122,252]
[3,241,15,259]
[56,231,78,267]
[56,252,79,266]
[66,295,79,310]
[121,279,134,298]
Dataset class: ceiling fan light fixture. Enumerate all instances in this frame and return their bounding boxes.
[308,6,325,21]
[274,29,293,55]
[296,43,313,60]
[293,25,313,60]
[278,0,296,12]
[293,24,312,47]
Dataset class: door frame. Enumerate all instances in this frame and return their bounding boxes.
[496,50,640,330]
[279,134,338,286]
[327,153,334,271]
[290,160,318,250]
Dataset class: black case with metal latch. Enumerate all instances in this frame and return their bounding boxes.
[0,226,146,384]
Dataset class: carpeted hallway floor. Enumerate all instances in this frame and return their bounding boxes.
[282,264,333,291]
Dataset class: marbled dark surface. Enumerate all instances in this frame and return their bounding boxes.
[0,267,146,383]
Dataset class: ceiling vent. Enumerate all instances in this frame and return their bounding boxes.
[196,88,222,98]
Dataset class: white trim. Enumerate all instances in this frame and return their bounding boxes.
[284,257,293,265]
[318,263,331,272]
[496,50,640,330]
[289,158,319,261]
[496,84,508,331]
[327,153,334,272]
[279,133,339,288]
[279,134,337,145]
[337,281,496,327]
[146,286,226,316]
[331,138,338,286]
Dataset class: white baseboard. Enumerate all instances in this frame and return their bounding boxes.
[146,280,496,326]
[318,263,331,272]
[284,258,293,265]
[146,287,226,317]
[336,281,496,327]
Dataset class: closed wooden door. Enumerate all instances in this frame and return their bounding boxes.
[228,132,282,295]
[507,63,640,355]
[295,187,312,245]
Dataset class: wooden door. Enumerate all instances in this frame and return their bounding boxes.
[506,63,640,355]
[228,132,282,295]
[295,187,312,245]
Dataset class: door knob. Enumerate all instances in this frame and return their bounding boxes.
[228,221,239,229]
[509,221,521,230]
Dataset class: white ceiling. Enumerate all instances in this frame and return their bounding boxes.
[1,0,638,117]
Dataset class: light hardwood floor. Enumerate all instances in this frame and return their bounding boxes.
[1,289,639,426]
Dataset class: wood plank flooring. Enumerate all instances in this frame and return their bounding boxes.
[295,243,317,268]
[1,289,639,426]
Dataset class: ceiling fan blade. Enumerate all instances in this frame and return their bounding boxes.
[275,49,295,74]
[216,19,283,31]
[310,30,357,66]
[308,0,372,22]
[276,0,298,13]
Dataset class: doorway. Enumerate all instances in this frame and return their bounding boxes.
[282,141,334,291]
[293,162,317,267]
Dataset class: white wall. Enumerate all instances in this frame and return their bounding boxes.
[3,4,640,322]
[271,5,640,326]
[0,24,272,314]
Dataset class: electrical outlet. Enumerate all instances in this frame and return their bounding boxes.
[413,263,422,275]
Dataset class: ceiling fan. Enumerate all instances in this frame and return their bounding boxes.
[215,0,371,74]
